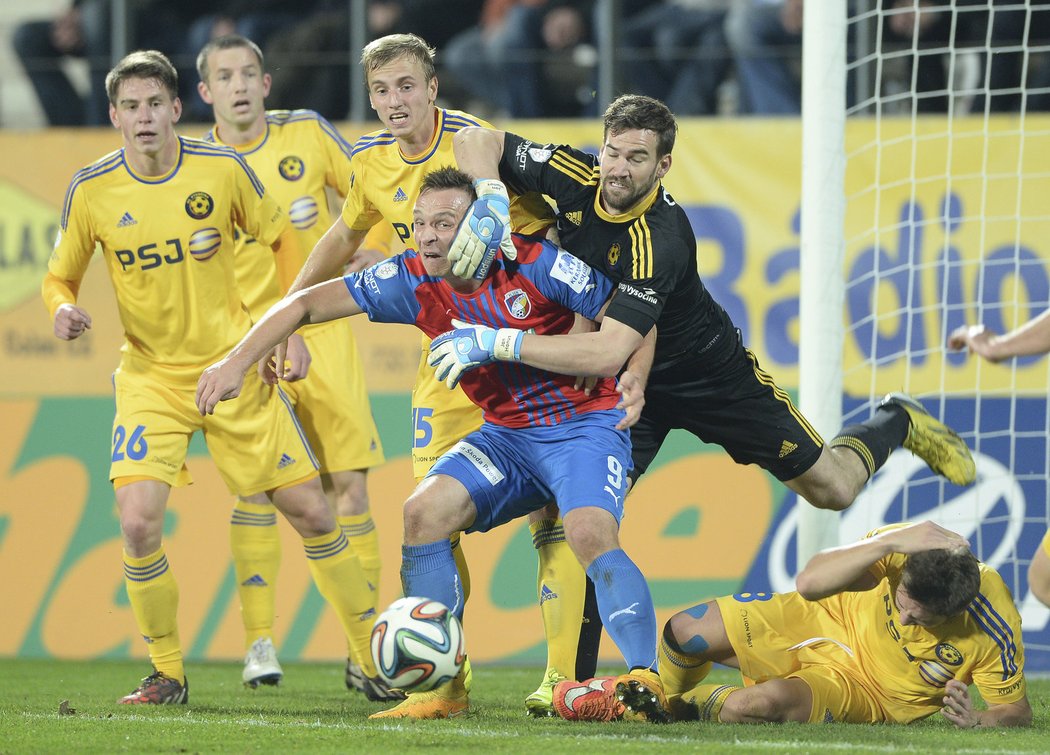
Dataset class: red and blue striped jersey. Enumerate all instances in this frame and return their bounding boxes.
[344,236,622,428]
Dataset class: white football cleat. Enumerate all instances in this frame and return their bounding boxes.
[243,637,283,688]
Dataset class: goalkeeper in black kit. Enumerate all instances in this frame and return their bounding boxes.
[448,93,978,717]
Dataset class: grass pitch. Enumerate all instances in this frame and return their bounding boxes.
[1,658,1048,753]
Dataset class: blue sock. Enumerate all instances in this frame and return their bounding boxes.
[401,540,464,620]
[586,549,657,671]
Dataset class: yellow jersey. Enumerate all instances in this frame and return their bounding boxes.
[207,110,353,318]
[813,530,1026,719]
[341,107,551,246]
[48,136,288,383]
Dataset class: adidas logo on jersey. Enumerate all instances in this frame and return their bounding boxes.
[277,453,296,469]
[392,187,409,202]
[117,211,137,227]
[564,210,583,226]
[539,584,559,605]
[779,440,799,458]
[241,574,268,587]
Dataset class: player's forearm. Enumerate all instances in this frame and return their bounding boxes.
[796,537,891,600]
[623,326,656,389]
[223,294,313,375]
[41,272,81,318]
[519,321,643,378]
[988,309,1050,360]
[289,218,362,294]
[976,699,1033,728]
[453,127,505,182]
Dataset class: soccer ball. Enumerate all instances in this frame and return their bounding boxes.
[370,597,465,692]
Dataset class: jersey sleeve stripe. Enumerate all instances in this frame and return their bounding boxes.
[550,152,597,185]
[629,218,653,280]
[315,115,354,159]
[60,152,124,229]
[967,595,1018,679]
[351,133,396,156]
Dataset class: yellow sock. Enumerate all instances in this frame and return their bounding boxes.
[450,533,472,604]
[530,518,586,679]
[340,512,381,594]
[230,499,281,648]
[303,528,378,676]
[658,633,712,698]
[682,682,741,722]
[123,548,183,683]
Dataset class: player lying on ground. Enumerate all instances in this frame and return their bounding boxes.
[554,521,1031,727]
[196,167,672,722]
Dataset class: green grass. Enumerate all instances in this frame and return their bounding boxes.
[0,659,1047,753]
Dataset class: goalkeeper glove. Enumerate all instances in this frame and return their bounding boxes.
[428,318,524,389]
[448,179,516,279]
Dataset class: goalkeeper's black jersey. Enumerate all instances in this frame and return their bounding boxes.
[499,133,738,371]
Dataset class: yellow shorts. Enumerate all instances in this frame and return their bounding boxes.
[411,334,483,481]
[279,319,385,474]
[716,592,892,724]
[110,366,318,497]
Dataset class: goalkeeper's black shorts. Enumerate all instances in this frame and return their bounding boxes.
[628,337,824,483]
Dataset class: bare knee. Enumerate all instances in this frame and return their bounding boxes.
[271,479,337,537]
[324,470,369,517]
[563,507,620,566]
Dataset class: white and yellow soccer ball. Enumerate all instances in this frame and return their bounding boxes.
[370,597,465,692]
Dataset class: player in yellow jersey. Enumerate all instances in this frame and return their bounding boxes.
[555,521,1032,727]
[195,34,394,696]
[949,313,1050,609]
[42,50,398,705]
[272,33,588,719]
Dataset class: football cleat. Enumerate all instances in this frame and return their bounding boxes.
[525,668,567,717]
[614,668,671,724]
[881,393,976,486]
[368,668,468,719]
[119,670,188,705]
[553,676,624,722]
[345,660,365,693]
[243,637,282,688]
[362,673,407,702]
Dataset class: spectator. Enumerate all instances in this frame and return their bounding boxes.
[982,0,1050,112]
[443,0,594,118]
[13,0,195,126]
[725,0,803,114]
[616,0,733,116]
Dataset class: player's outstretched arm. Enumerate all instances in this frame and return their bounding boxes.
[941,680,1032,728]
[948,308,1050,362]
[288,216,370,295]
[196,279,362,415]
[796,521,969,600]
[452,126,505,184]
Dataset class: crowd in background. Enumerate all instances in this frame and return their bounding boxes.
[12,0,1050,126]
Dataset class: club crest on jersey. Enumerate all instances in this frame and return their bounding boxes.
[935,643,964,666]
[503,288,532,319]
[607,243,621,266]
[185,191,214,219]
[279,155,305,181]
[373,261,398,280]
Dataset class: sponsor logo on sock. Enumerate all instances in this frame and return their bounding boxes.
[539,584,558,605]
[393,187,408,202]
[359,607,376,621]
[242,574,268,587]
[778,440,798,458]
[117,211,137,227]
[277,453,295,469]
[608,602,640,622]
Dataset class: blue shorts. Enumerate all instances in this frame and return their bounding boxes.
[426,410,633,533]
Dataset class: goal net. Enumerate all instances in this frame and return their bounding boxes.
[754,1,1050,670]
